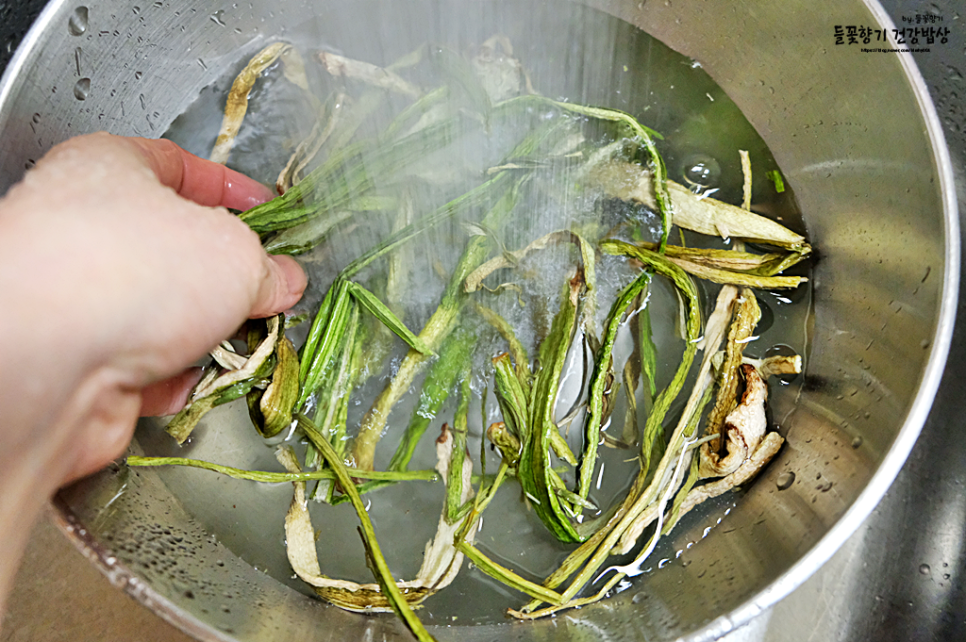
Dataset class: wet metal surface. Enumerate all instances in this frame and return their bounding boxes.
[720,1,966,639]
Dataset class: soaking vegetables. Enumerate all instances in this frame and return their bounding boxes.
[130,36,811,641]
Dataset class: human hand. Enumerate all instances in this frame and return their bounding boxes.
[0,132,306,486]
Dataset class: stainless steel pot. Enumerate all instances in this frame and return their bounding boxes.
[0,1,957,641]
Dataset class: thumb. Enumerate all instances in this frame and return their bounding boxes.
[250,254,308,318]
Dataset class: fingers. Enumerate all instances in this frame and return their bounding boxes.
[251,254,308,318]
[139,368,204,417]
[125,136,275,210]
[124,136,308,318]
[59,369,145,484]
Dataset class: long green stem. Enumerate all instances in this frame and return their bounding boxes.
[126,456,438,484]
[576,271,652,500]
[387,329,475,472]
[296,415,438,642]
[348,176,531,470]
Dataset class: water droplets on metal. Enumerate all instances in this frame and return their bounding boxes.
[776,471,796,490]
[68,6,89,36]
[73,77,91,101]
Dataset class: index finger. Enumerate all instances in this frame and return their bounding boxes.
[126,137,275,211]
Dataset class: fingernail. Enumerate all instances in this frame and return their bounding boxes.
[271,255,308,299]
[232,180,275,211]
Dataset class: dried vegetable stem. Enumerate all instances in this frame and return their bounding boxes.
[293,417,438,641]
[589,160,809,251]
[210,42,291,164]
[704,289,761,453]
[740,149,753,211]
[319,51,422,98]
[513,245,703,614]
[149,37,814,636]
[631,242,808,276]
[516,270,586,541]
[347,181,520,469]
[126,456,437,484]
[665,257,806,289]
[576,270,651,500]
[387,330,475,473]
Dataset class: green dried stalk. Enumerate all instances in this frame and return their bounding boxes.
[491,353,530,447]
[210,42,292,164]
[515,271,585,542]
[262,196,395,256]
[125,456,438,485]
[576,270,652,501]
[240,114,461,234]
[516,240,702,614]
[295,416,439,641]
[662,257,806,289]
[445,377,473,523]
[297,278,354,408]
[488,274,587,542]
[590,160,809,251]
[388,329,475,473]
[297,278,430,412]
[346,281,434,355]
[456,542,565,606]
[310,302,360,450]
[704,289,761,452]
[307,303,362,503]
[631,242,809,277]
[166,315,283,443]
[474,304,531,384]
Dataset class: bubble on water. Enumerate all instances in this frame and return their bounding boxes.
[679,153,721,189]
[68,6,89,36]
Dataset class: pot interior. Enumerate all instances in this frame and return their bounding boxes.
[0,0,955,640]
